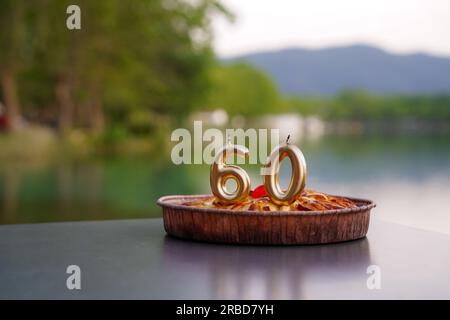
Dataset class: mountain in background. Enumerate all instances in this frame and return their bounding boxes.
[225,44,450,95]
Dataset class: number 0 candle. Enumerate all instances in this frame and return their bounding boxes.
[264,135,307,205]
[210,139,251,204]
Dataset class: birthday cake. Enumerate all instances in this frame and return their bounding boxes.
[158,136,375,245]
[182,187,357,212]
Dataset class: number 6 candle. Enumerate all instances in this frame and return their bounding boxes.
[264,135,307,205]
[210,137,251,204]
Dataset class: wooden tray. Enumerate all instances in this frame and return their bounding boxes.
[157,195,376,245]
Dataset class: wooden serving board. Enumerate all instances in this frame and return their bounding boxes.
[157,195,376,245]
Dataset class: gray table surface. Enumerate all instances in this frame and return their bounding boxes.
[1,218,450,299]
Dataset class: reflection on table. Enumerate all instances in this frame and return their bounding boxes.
[162,235,372,299]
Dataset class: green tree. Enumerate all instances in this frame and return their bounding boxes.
[0,0,27,130]
[106,0,231,124]
[207,63,281,116]
[27,0,229,134]
[30,0,85,134]
[1,0,232,138]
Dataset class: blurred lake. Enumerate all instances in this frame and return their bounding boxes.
[1,133,450,235]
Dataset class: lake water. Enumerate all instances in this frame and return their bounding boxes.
[1,134,450,235]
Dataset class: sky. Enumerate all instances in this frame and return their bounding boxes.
[213,0,450,58]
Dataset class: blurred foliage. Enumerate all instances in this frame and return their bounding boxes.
[206,63,282,115]
[0,0,230,135]
[283,90,450,121]
[205,64,450,122]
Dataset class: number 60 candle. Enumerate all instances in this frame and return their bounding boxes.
[210,138,251,204]
[210,135,307,205]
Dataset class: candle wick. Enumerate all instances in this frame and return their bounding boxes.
[286,134,291,144]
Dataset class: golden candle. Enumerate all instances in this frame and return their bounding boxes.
[210,140,251,204]
[264,135,307,205]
